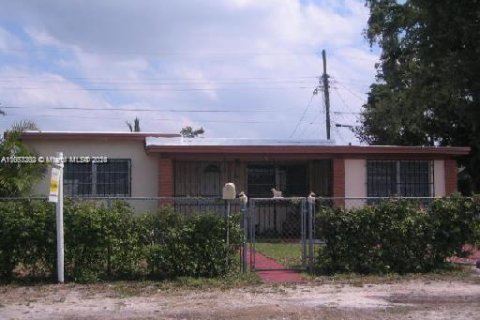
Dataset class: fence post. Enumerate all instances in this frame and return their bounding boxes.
[250,199,256,270]
[240,194,248,273]
[307,195,315,273]
[225,199,231,271]
[301,199,306,267]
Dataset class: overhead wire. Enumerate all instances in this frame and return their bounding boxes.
[1,106,278,113]
[330,78,367,102]
[0,85,310,92]
[0,112,280,124]
[288,90,318,138]
[297,93,325,139]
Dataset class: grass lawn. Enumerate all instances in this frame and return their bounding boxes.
[254,242,304,268]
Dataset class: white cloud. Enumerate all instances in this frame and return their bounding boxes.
[0,27,23,52]
[0,0,378,142]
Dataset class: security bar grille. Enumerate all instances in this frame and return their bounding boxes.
[64,159,131,197]
[367,160,433,197]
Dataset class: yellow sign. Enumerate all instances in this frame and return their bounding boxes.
[49,167,60,203]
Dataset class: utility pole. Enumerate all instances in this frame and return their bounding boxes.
[322,49,331,140]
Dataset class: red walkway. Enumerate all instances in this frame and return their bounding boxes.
[450,245,480,265]
[247,249,306,284]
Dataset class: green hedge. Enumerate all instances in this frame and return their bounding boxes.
[316,195,480,274]
[0,200,55,278]
[0,200,242,282]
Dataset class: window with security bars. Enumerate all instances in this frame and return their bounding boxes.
[367,160,433,197]
[64,159,131,197]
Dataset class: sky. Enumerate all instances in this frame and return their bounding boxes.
[0,0,379,144]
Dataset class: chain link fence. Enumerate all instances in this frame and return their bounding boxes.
[1,195,469,277]
[247,198,308,271]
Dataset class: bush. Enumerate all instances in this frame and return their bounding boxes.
[0,200,55,279]
[64,200,144,281]
[316,195,480,275]
[0,200,242,282]
[145,210,242,277]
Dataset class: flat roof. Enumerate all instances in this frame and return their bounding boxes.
[146,137,335,146]
[16,132,471,157]
[145,137,470,156]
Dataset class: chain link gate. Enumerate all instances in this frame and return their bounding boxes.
[242,197,316,272]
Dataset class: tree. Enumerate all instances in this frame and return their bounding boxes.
[357,0,480,193]
[126,117,141,132]
[180,126,205,138]
[0,121,46,196]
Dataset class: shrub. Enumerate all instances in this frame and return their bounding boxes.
[64,200,144,281]
[146,211,242,278]
[0,200,55,279]
[316,196,480,275]
[0,200,242,282]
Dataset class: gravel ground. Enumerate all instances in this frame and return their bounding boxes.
[1,270,480,320]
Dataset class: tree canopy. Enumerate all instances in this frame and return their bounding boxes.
[357,0,480,193]
[180,126,205,138]
[0,121,45,196]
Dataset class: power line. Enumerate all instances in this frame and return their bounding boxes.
[297,94,325,139]
[333,111,360,115]
[330,78,367,102]
[0,85,310,92]
[331,114,349,144]
[0,47,326,58]
[0,75,318,82]
[332,87,361,116]
[0,79,314,86]
[289,92,317,138]
[1,112,280,124]
[1,106,278,113]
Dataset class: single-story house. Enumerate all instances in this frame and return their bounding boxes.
[19,131,470,211]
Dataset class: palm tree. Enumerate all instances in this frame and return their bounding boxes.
[126,117,141,132]
[0,120,45,197]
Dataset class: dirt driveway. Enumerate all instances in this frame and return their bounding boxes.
[1,271,480,320]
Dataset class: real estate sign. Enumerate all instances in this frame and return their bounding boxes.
[48,167,60,203]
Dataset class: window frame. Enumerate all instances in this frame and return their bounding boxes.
[366,159,434,198]
[63,159,131,197]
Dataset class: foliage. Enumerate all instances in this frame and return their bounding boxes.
[0,200,55,279]
[316,196,480,275]
[0,121,46,197]
[0,200,242,282]
[63,200,144,281]
[126,117,141,132]
[358,0,480,193]
[180,126,205,138]
[146,210,242,277]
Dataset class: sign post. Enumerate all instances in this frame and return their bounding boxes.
[49,152,64,283]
